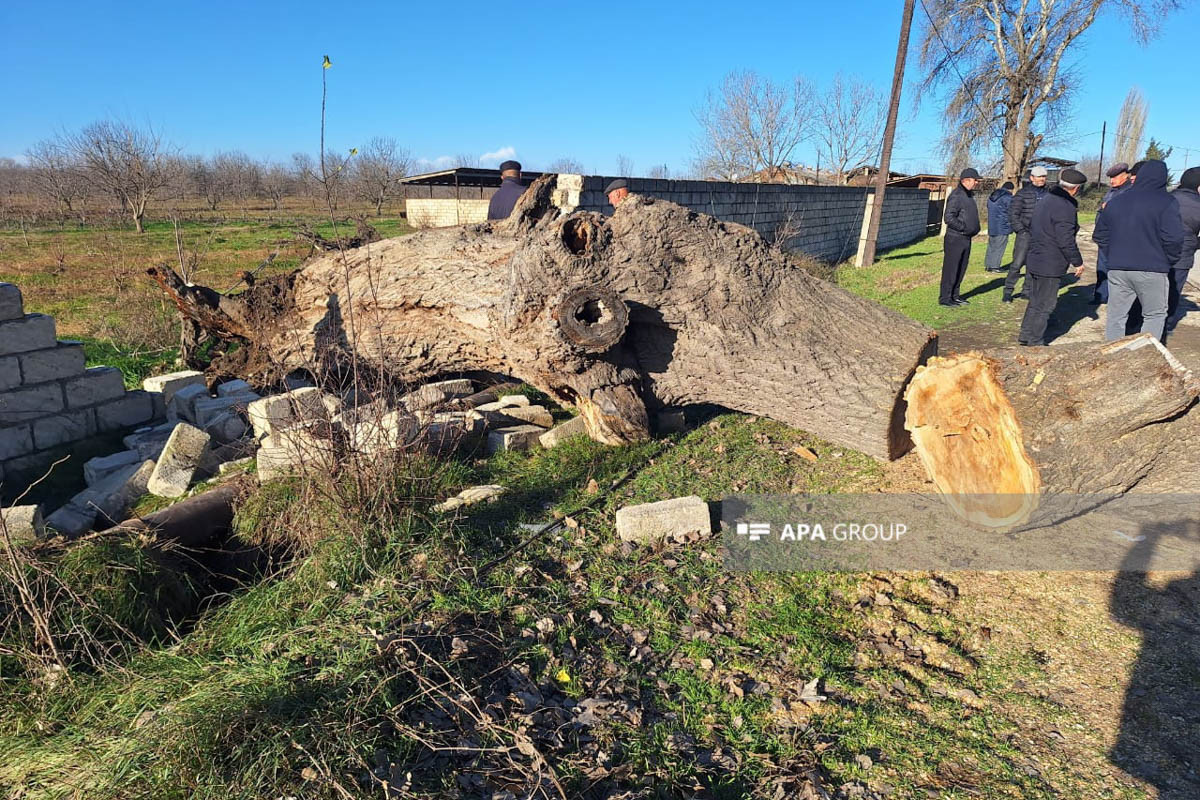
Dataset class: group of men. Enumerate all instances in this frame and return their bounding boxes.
[940,159,1200,347]
[486,160,631,220]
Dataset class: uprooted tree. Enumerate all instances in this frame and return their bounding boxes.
[151,176,1200,526]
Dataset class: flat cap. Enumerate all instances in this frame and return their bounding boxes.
[498,160,521,172]
[1106,162,1130,178]
[604,178,629,194]
[1029,165,1048,177]
[1181,167,1200,191]
[1058,168,1087,186]
[959,167,981,179]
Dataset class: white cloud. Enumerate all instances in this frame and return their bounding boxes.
[414,154,456,173]
[479,146,516,166]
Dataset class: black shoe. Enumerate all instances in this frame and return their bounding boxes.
[1002,294,1013,303]
[938,301,957,307]
[1013,292,1028,300]
[1087,296,1101,305]
[953,298,970,305]
[985,267,1005,273]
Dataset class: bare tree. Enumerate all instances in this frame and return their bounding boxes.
[26,139,89,220]
[64,120,171,233]
[812,74,885,186]
[918,0,1183,184]
[693,69,815,182]
[353,136,412,215]
[547,157,586,174]
[453,153,480,168]
[259,161,294,210]
[647,164,671,179]
[1113,87,1148,167]
[615,154,634,176]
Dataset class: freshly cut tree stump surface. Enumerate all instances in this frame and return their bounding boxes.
[905,334,1199,528]
[152,178,938,460]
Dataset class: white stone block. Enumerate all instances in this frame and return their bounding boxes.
[0,314,56,356]
[0,382,65,425]
[615,496,711,543]
[0,283,22,321]
[143,370,206,407]
[538,416,588,449]
[84,459,154,523]
[19,343,85,384]
[486,425,545,455]
[32,408,96,449]
[247,387,330,438]
[169,383,209,424]
[95,391,156,431]
[148,423,211,498]
[1,504,43,544]
[123,422,175,460]
[203,411,248,444]
[216,379,253,397]
[84,449,143,486]
[44,503,96,538]
[63,367,126,408]
[345,408,417,454]
[194,393,258,427]
[481,404,554,429]
[399,379,474,410]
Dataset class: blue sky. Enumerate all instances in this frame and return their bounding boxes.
[5,0,1199,178]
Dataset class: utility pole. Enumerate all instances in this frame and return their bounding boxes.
[1097,120,1106,185]
[856,0,916,267]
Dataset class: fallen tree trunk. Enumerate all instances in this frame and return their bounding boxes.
[151,177,938,460]
[905,335,1199,527]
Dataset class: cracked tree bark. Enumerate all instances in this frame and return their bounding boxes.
[150,176,938,460]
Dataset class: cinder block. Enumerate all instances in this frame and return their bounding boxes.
[44,502,96,538]
[538,415,588,449]
[0,283,22,321]
[1,504,44,544]
[472,404,554,429]
[169,383,209,423]
[32,408,96,449]
[95,390,156,431]
[203,411,248,444]
[19,343,86,384]
[86,459,154,524]
[194,392,258,427]
[147,423,211,498]
[123,422,176,460]
[216,379,253,397]
[0,425,34,460]
[615,496,711,543]
[1,355,20,391]
[247,387,331,438]
[485,425,544,455]
[64,367,126,408]
[143,370,206,407]
[0,382,65,425]
[84,449,143,486]
[0,314,57,356]
[399,379,474,410]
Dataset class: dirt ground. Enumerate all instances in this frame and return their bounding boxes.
[897,224,1200,799]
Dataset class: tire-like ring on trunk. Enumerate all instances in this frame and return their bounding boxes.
[554,285,629,353]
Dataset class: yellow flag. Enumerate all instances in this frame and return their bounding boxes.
[322,55,332,69]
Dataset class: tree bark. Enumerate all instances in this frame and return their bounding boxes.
[149,177,938,460]
[904,335,1199,528]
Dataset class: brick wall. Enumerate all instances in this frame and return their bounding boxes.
[407,198,491,228]
[555,175,930,262]
[0,283,161,485]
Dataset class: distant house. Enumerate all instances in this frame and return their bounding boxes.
[740,164,822,185]
[843,165,909,186]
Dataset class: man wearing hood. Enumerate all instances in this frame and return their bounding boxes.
[1089,162,1133,304]
[939,168,982,307]
[1093,160,1185,341]
[1004,165,1049,302]
[984,181,1015,272]
[1167,166,1200,325]
[1017,169,1087,346]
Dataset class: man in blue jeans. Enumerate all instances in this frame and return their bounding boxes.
[1093,160,1185,341]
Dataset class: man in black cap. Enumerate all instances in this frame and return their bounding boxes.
[1094,159,1184,341]
[1090,162,1133,304]
[487,160,525,220]
[1017,168,1087,346]
[939,168,982,307]
[1167,166,1200,325]
[604,178,630,208]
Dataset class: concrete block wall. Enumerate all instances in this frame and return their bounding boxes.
[559,175,931,262]
[0,283,159,486]
[407,198,491,228]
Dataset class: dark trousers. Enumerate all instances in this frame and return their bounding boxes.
[940,233,971,303]
[1093,249,1109,303]
[1018,273,1060,345]
[1004,231,1030,297]
[1167,267,1191,319]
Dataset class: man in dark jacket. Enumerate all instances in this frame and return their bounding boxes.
[487,160,525,220]
[984,181,1014,272]
[939,168,982,307]
[1167,166,1200,324]
[1093,160,1185,341]
[1003,165,1049,301]
[1090,162,1133,304]
[1017,169,1087,346]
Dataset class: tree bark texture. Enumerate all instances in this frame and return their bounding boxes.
[150,178,938,460]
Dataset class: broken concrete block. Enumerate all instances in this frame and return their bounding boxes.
[0,283,23,321]
[344,408,417,454]
[1,504,44,544]
[255,443,294,482]
[0,313,56,356]
[45,503,96,538]
[247,387,330,438]
[194,393,258,427]
[497,404,554,428]
[147,423,212,497]
[434,484,505,512]
[197,438,256,480]
[399,379,474,410]
[123,423,176,460]
[169,383,209,424]
[486,425,545,455]
[218,456,254,475]
[95,390,157,431]
[63,366,126,408]
[143,370,206,407]
[84,449,143,486]
[216,379,253,397]
[615,496,711,543]
[18,342,85,384]
[203,411,248,444]
[476,395,531,412]
[538,416,589,449]
[83,459,155,523]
